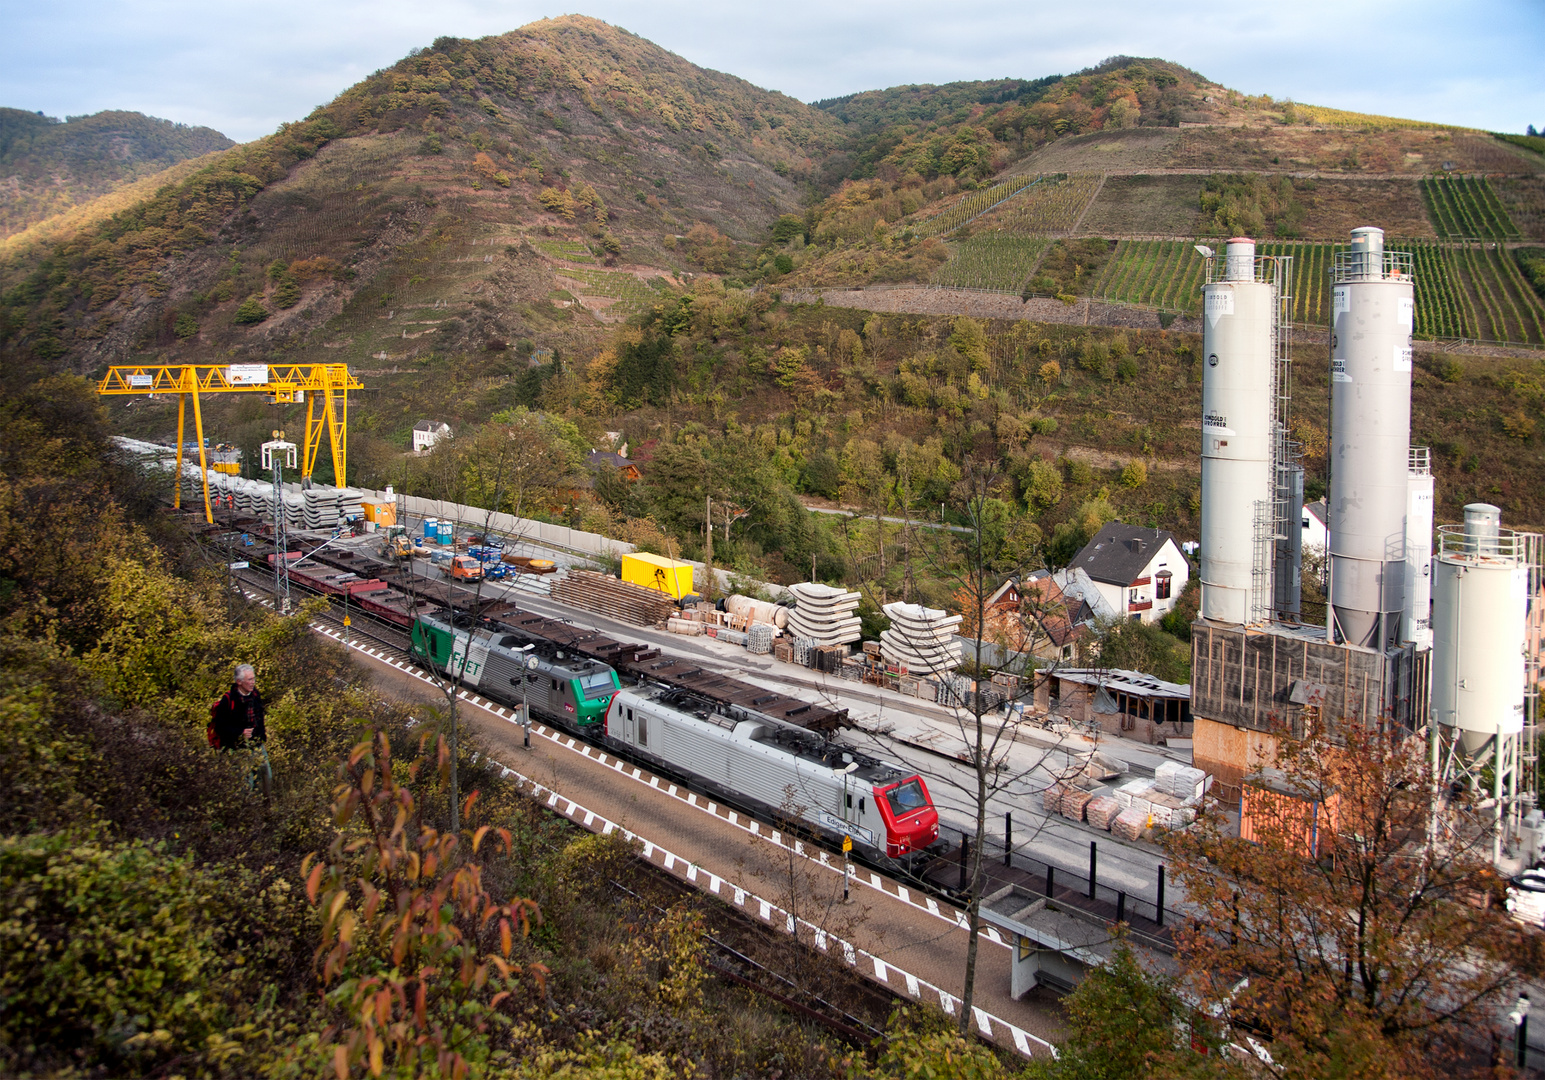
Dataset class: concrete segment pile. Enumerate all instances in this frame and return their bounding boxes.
[786,582,862,647]
[880,602,963,678]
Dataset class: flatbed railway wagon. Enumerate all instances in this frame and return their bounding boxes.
[413,610,620,730]
[606,686,940,863]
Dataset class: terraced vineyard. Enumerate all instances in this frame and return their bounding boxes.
[555,267,668,320]
[1087,240,1206,315]
[1406,241,1473,339]
[1256,243,1332,324]
[1448,242,1545,343]
[977,173,1105,236]
[931,236,1049,291]
[1420,177,1521,240]
[907,174,1053,239]
[532,237,596,263]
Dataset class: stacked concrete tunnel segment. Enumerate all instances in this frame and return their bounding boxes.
[881,602,963,677]
[786,582,862,646]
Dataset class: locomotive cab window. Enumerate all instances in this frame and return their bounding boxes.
[885,780,926,817]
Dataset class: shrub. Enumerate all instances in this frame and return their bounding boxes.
[1038,360,1061,390]
[1437,357,1464,383]
[172,312,199,339]
[1502,411,1536,440]
[1121,460,1148,488]
[0,834,236,1073]
[233,297,269,324]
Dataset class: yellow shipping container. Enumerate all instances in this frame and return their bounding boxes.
[621,552,694,600]
[361,503,396,527]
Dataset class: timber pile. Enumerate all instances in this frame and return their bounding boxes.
[551,570,675,626]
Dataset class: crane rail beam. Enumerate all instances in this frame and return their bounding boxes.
[96,363,363,395]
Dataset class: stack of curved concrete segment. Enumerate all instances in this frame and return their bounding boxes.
[880,602,962,676]
[786,582,862,647]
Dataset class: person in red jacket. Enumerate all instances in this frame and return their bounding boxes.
[210,664,270,795]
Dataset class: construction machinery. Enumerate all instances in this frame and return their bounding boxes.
[97,363,363,522]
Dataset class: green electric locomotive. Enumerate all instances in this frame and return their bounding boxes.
[412,610,619,730]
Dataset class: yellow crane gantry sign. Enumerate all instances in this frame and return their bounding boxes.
[97,363,364,522]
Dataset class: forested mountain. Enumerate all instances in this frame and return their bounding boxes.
[0,108,233,238]
[0,15,1542,603]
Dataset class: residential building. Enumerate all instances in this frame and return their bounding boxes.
[1068,523,1189,625]
[412,420,451,453]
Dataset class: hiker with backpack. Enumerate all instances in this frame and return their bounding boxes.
[209,663,271,796]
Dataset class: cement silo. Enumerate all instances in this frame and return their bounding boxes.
[1328,227,1415,648]
[1199,238,1277,625]
[1432,504,1538,862]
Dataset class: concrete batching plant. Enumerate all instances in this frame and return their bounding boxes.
[1327,227,1418,650]
[1188,225,1540,868]
[1432,504,1542,863]
[1198,238,1283,626]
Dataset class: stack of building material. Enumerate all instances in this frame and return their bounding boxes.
[1040,783,1068,813]
[881,603,962,677]
[666,617,704,636]
[787,582,862,647]
[1111,808,1147,841]
[717,628,749,647]
[724,595,789,631]
[816,644,849,673]
[551,570,676,626]
[1112,778,1156,813]
[792,637,817,667]
[1085,795,1122,830]
[748,623,776,655]
[862,640,882,659]
[303,487,334,530]
[1060,788,1095,822]
[1154,761,1208,802]
[335,487,365,523]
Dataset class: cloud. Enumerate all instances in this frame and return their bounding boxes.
[0,0,1539,141]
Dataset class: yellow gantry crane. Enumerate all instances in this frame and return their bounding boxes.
[97,363,364,522]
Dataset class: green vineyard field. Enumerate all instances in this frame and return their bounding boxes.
[1419,177,1521,240]
[555,267,665,319]
[1088,240,1207,315]
[932,236,1049,290]
[908,174,1056,239]
[1081,238,1544,344]
[977,173,1104,237]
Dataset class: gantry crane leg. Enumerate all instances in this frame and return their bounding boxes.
[302,392,322,482]
[324,371,346,489]
[191,384,212,523]
[174,396,185,510]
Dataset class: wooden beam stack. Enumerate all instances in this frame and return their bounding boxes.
[551,570,676,626]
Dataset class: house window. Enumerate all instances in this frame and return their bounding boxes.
[1129,587,1143,606]
[1156,571,1173,600]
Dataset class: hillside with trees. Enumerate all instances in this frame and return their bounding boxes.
[2,14,1543,655]
[0,107,233,238]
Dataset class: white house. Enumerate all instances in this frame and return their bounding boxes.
[1302,498,1328,554]
[412,420,451,453]
[1069,523,1190,625]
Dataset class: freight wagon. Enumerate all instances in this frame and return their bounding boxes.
[605,686,940,862]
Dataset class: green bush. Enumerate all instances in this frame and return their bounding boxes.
[273,276,301,309]
[172,312,199,339]
[0,834,235,1072]
[233,297,269,324]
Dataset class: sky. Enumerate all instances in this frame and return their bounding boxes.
[1,0,1541,143]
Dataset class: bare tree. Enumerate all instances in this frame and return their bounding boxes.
[844,458,1091,1032]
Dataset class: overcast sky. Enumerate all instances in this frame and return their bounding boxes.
[2,0,1541,143]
